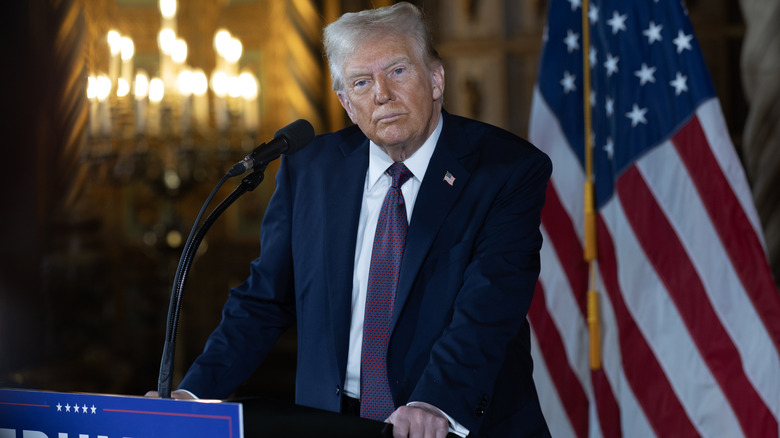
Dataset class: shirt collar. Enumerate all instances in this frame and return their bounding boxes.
[367,113,443,190]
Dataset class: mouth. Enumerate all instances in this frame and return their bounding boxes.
[377,112,404,123]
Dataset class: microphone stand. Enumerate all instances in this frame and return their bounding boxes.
[157,165,268,398]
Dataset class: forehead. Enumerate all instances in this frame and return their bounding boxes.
[343,34,419,73]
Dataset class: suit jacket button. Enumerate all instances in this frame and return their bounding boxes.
[475,407,485,416]
[335,386,341,396]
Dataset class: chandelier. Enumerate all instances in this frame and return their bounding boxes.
[84,0,260,194]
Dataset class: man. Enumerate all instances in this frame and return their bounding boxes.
[162,3,551,437]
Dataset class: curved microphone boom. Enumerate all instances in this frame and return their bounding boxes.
[157,119,314,399]
[227,119,315,177]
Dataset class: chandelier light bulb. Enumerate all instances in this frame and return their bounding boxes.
[116,78,131,97]
[214,29,232,56]
[171,38,188,64]
[149,77,165,103]
[134,71,150,99]
[177,69,194,96]
[211,71,229,97]
[120,37,135,61]
[159,0,177,19]
[87,76,98,99]
[191,70,208,96]
[224,38,243,63]
[107,30,122,55]
[96,75,112,101]
[239,72,258,99]
[227,75,243,98]
[158,29,176,54]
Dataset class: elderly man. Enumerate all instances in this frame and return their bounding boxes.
[166,3,551,437]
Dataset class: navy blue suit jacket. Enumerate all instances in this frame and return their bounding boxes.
[180,112,551,437]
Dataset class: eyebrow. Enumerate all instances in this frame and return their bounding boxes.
[344,56,412,81]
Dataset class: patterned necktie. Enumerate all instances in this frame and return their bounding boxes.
[360,162,413,421]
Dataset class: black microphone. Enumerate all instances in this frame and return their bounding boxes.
[227,119,315,177]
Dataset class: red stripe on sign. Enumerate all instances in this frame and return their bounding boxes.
[618,165,777,438]
[673,116,780,352]
[529,282,589,438]
[596,215,699,437]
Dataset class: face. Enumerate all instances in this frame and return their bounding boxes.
[337,34,444,160]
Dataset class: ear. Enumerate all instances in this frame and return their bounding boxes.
[337,92,357,123]
[431,64,445,101]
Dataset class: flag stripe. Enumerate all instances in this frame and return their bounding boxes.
[539,223,591,387]
[530,327,578,438]
[541,181,623,438]
[529,88,585,241]
[602,193,743,438]
[672,114,780,352]
[529,282,590,438]
[591,369,620,438]
[637,131,780,424]
[695,100,765,240]
[541,183,589,317]
[617,166,776,438]
[596,215,700,437]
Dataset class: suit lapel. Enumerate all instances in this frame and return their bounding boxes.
[323,130,369,378]
[393,114,474,325]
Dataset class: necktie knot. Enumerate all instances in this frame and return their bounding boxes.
[386,162,413,189]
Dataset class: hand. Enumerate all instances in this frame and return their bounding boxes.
[386,403,450,438]
[144,389,196,400]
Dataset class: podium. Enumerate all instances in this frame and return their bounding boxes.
[0,388,389,437]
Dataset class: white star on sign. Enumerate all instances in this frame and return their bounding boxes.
[626,103,649,127]
[65,403,71,412]
[568,0,581,11]
[56,403,62,412]
[670,71,688,95]
[634,63,657,86]
[673,30,693,54]
[561,71,577,93]
[643,21,663,44]
[564,29,580,53]
[91,405,97,414]
[607,11,627,34]
[604,53,620,77]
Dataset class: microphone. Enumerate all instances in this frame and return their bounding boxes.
[227,119,315,177]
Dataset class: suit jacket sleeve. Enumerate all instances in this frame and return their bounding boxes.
[177,156,298,400]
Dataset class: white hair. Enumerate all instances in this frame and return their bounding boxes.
[323,2,441,92]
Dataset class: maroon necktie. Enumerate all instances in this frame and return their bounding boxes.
[360,162,413,421]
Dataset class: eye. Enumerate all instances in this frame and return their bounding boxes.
[353,79,369,90]
[393,67,406,75]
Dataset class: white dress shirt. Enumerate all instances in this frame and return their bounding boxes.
[344,115,441,398]
[342,115,468,437]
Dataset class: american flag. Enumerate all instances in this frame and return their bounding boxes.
[527,0,780,437]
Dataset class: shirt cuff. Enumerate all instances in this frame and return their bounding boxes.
[406,401,470,437]
[175,389,199,399]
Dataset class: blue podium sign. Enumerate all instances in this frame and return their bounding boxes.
[0,388,242,438]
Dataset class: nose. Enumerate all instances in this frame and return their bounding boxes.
[374,76,394,104]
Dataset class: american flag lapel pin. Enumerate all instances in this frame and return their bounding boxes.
[443,171,455,186]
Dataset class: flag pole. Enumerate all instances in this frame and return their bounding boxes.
[581,0,601,370]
